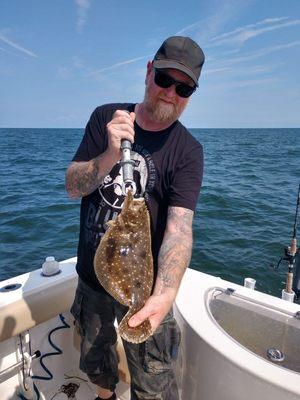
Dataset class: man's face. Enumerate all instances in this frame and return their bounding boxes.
[143,62,195,124]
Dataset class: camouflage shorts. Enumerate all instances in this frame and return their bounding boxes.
[70,278,181,400]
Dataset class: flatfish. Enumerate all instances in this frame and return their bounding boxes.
[94,191,154,343]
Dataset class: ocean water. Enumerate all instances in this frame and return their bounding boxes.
[0,128,299,297]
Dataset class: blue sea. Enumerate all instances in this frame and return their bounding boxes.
[1,128,299,297]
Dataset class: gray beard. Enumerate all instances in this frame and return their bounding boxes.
[143,92,180,124]
[146,102,177,124]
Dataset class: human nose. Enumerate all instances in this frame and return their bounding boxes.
[163,84,177,97]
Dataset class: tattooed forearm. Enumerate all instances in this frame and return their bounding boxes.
[65,153,116,198]
[158,246,191,288]
[156,206,193,294]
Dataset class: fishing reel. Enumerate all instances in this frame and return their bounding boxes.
[271,245,300,304]
[271,246,297,271]
[292,250,300,302]
[270,184,300,303]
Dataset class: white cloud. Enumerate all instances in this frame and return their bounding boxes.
[202,40,299,79]
[209,17,300,47]
[175,20,204,36]
[231,77,279,88]
[204,63,280,77]
[0,32,38,58]
[175,0,253,45]
[88,54,153,78]
[202,40,300,79]
[202,67,231,75]
[223,40,300,65]
[210,17,289,42]
[75,0,91,32]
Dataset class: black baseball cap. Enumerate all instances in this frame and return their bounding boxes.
[153,36,205,87]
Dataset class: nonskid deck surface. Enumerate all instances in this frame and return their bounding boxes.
[2,311,131,400]
[39,373,130,400]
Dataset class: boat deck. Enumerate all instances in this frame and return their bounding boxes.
[1,260,300,400]
[42,374,130,400]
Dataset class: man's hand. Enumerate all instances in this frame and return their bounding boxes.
[128,291,175,333]
[65,109,135,198]
[106,110,135,160]
[129,206,194,333]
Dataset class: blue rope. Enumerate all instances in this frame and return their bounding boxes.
[17,314,70,399]
[31,314,70,381]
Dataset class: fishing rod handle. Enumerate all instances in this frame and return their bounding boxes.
[120,139,134,183]
[286,272,294,293]
[121,139,132,150]
[121,110,133,163]
[290,238,297,256]
[120,110,136,194]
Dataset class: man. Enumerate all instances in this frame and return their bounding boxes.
[66,36,205,400]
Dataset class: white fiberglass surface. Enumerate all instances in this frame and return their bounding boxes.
[42,378,129,400]
[208,290,300,373]
[0,311,130,400]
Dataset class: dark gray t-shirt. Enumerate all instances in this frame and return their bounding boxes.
[72,103,203,292]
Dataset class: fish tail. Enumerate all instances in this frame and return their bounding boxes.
[118,307,152,344]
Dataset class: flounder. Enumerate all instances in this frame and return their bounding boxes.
[94,191,154,343]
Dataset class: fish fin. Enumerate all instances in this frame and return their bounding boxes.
[106,219,114,228]
[118,306,153,344]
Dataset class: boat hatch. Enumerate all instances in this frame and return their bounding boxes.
[207,288,300,374]
[0,283,22,292]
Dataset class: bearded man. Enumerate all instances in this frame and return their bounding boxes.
[66,36,205,400]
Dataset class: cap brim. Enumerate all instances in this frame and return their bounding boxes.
[153,59,199,86]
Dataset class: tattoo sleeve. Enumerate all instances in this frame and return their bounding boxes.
[156,206,194,294]
[65,153,115,198]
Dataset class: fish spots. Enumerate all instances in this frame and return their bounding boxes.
[106,237,116,262]
[138,249,147,260]
[94,191,154,343]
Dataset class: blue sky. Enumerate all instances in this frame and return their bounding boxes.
[1,0,300,128]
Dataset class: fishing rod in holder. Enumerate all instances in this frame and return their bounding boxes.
[272,184,300,303]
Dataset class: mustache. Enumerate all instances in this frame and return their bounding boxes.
[158,97,176,105]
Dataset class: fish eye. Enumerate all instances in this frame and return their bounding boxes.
[119,246,130,256]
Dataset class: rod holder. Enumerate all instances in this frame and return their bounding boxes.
[282,289,295,302]
[244,277,256,290]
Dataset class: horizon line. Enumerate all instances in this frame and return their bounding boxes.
[1,126,300,130]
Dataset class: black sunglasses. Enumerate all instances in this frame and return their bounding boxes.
[154,69,196,98]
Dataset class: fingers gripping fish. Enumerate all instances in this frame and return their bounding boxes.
[94,191,154,343]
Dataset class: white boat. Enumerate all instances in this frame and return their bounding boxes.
[0,257,299,400]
